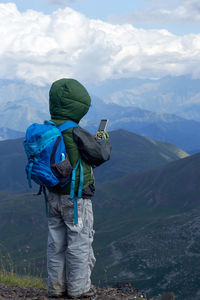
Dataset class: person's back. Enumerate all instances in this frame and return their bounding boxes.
[47,78,111,299]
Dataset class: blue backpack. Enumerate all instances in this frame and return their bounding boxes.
[24,120,83,223]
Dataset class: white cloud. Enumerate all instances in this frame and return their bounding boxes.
[0,3,200,86]
[119,0,200,24]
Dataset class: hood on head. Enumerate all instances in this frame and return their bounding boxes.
[49,78,91,123]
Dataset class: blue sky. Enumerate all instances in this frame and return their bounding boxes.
[0,0,149,18]
[1,0,200,35]
[0,0,200,85]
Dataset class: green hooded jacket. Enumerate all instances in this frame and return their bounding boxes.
[49,78,94,195]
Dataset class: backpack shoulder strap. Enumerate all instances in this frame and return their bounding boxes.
[69,158,84,225]
[58,121,79,132]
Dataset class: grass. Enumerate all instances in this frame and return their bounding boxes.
[0,251,47,289]
[0,270,47,289]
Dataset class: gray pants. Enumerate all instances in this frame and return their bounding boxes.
[47,192,96,297]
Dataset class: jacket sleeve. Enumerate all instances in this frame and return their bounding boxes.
[73,127,112,167]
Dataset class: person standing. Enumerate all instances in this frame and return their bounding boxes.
[47,78,111,299]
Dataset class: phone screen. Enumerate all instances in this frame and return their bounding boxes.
[98,119,108,132]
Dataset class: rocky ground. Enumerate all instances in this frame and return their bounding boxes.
[0,283,176,300]
[0,283,147,300]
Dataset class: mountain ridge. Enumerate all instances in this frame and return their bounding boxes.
[95,152,200,209]
[0,127,24,141]
[87,75,200,122]
[0,129,189,193]
[1,78,200,152]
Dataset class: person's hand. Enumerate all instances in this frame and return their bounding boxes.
[103,131,109,140]
[96,131,109,140]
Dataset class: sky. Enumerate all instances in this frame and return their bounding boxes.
[0,0,200,86]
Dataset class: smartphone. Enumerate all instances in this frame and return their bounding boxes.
[98,119,108,132]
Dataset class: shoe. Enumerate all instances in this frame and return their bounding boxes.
[82,285,97,298]
[48,294,62,299]
[48,291,67,298]
[68,285,97,299]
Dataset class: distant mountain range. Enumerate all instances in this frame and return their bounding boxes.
[1,78,200,153]
[0,79,49,132]
[0,127,24,141]
[87,75,200,122]
[84,96,200,153]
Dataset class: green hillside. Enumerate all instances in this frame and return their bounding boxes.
[0,192,47,276]
[0,153,200,299]
[95,129,189,182]
[0,130,189,192]
[92,206,200,300]
[0,138,28,193]
[92,153,200,299]
[95,152,200,209]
